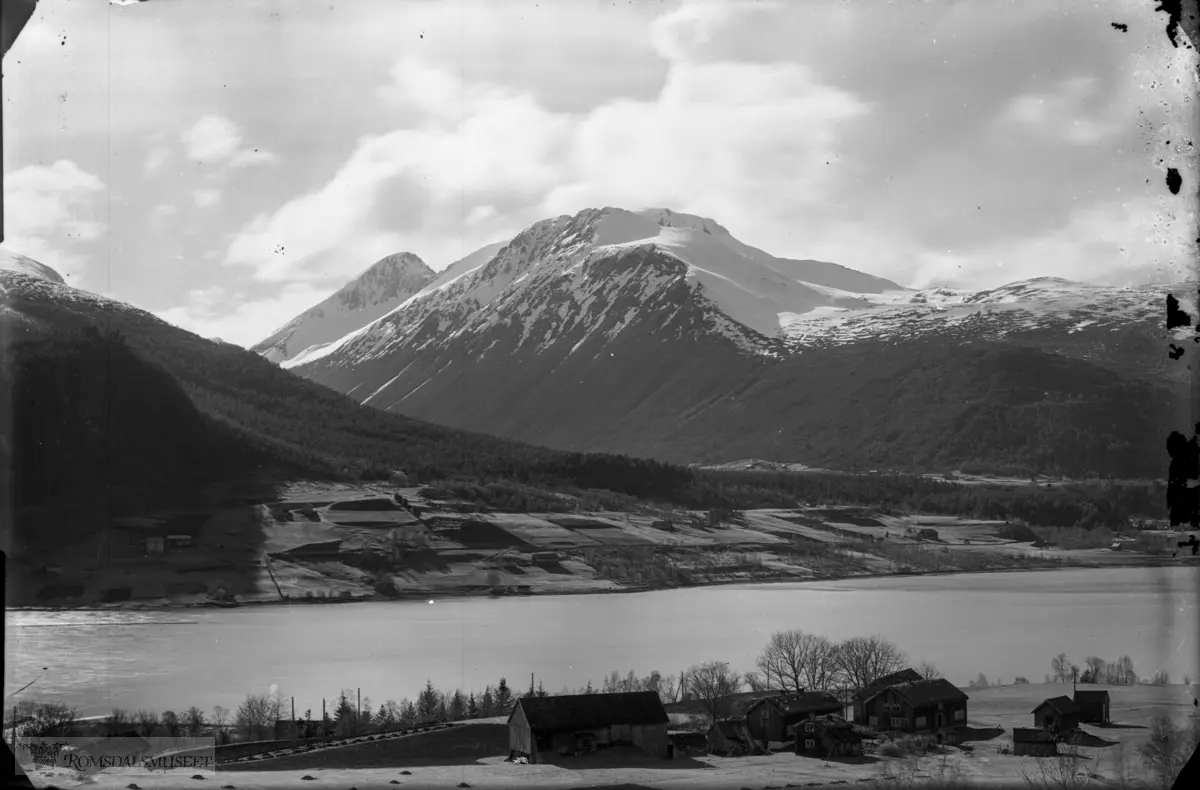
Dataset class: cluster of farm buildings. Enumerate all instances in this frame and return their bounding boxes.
[503,668,1115,765]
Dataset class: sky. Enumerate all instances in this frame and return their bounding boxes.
[2,0,1197,347]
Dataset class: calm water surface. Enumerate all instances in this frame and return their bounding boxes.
[6,566,1198,717]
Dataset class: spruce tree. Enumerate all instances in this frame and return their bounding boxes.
[496,678,513,714]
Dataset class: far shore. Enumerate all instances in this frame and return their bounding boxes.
[6,555,1187,613]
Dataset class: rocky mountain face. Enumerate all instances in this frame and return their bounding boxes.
[262,206,1191,477]
[251,252,438,363]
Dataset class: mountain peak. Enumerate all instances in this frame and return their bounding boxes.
[252,251,437,362]
[0,248,66,285]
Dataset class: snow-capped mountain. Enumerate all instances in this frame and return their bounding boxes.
[271,206,1188,476]
[0,248,66,285]
[280,206,901,372]
[251,252,437,363]
[781,276,1194,369]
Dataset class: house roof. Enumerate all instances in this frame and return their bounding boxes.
[1074,690,1111,703]
[867,678,969,708]
[711,718,747,737]
[854,668,924,701]
[1013,728,1057,743]
[511,691,668,732]
[823,727,864,745]
[749,691,844,719]
[1033,696,1079,716]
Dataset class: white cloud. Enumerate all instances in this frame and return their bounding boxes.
[225,31,865,284]
[181,114,280,169]
[229,148,281,169]
[999,77,1121,145]
[156,282,331,348]
[2,160,106,280]
[182,115,244,162]
[907,196,1195,290]
[144,144,171,176]
[193,188,222,209]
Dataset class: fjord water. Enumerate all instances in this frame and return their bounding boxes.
[6,567,1196,717]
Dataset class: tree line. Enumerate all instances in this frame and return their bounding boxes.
[1045,652,1178,686]
[8,325,1169,532]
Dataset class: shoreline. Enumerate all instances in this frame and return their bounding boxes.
[6,556,1184,613]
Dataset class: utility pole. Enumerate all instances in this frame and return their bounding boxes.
[291,697,295,722]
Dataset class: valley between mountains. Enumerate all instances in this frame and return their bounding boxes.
[1,204,1192,608]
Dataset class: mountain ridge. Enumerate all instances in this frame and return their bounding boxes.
[268,206,1188,479]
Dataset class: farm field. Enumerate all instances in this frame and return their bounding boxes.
[18,482,1192,609]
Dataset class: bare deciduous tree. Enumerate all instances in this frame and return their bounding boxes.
[160,710,181,736]
[757,630,842,692]
[916,661,943,680]
[106,708,130,737]
[1139,715,1200,790]
[184,706,207,736]
[211,705,229,739]
[1105,740,1136,790]
[835,635,907,696]
[1020,744,1093,790]
[743,671,769,692]
[1051,653,1072,684]
[683,661,743,724]
[234,693,279,741]
[133,709,159,737]
[1083,656,1106,684]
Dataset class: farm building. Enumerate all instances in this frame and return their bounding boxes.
[508,691,671,764]
[708,717,756,755]
[861,678,968,734]
[745,691,844,747]
[1032,696,1080,732]
[1073,690,1110,724]
[531,552,560,564]
[852,668,923,725]
[1013,727,1058,757]
[916,528,939,540]
[794,715,863,758]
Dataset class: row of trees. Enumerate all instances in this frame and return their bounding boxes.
[1049,653,1143,686]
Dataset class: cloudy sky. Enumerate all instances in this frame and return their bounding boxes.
[3,0,1196,346]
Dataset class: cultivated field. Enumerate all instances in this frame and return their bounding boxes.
[18,481,1192,609]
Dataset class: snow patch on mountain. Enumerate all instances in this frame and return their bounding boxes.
[253,252,436,362]
[0,248,66,284]
[781,278,1192,348]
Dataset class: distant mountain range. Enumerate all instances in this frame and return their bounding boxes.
[257,206,1192,479]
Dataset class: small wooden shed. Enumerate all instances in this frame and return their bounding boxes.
[1073,690,1111,724]
[1013,727,1058,757]
[1032,696,1081,732]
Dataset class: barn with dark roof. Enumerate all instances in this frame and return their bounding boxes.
[1032,696,1080,732]
[507,691,671,763]
[861,678,968,733]
[744,691,845,747]
[851,668,923,725]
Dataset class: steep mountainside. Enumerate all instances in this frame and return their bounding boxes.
[251,252,437,363]
[280,207,1190,479]
[0,260,707,523]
